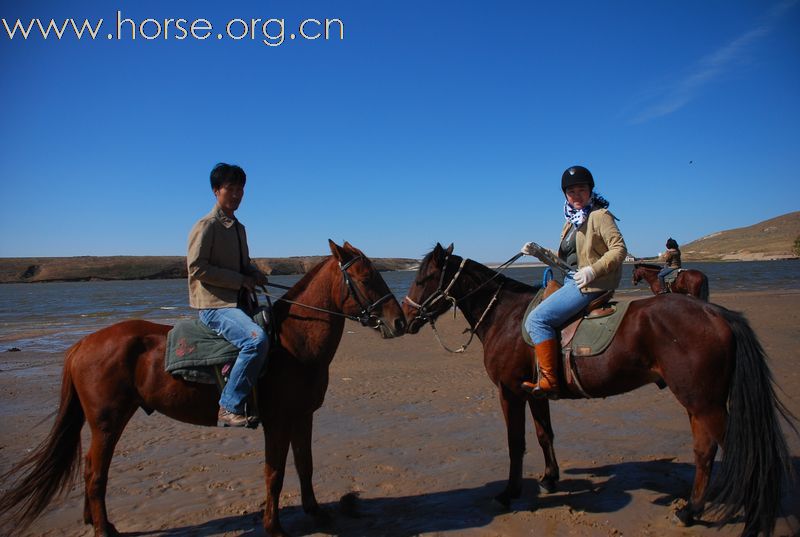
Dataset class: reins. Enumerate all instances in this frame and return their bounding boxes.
[427,281,505,353]
[405,252,522,354]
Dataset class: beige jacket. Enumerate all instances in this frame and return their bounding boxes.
[559,208,627,293]
[187,206,259,309]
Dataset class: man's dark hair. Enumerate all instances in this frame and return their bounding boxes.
[210,163,246,190]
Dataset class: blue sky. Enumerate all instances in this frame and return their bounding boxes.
[1,0,798,262]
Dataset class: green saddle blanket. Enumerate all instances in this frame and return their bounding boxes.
[165,311,270,384]
[569,301,630,356]
[521,291,630,356]
[664,268,682,285]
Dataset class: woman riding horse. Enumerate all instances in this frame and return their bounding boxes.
[403,244,793,536]
[519,165,627,398]
[657,237,682,292]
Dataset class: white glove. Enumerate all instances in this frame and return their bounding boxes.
[572,266,596,289]
[520,242,536,255]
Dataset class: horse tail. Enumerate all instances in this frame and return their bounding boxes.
[706,307,795,536]
[698,273,709,302]
[0,341,86,532]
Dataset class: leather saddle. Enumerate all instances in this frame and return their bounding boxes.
[526,280,638,398]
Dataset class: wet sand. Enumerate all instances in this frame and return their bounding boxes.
[1,290,799,536]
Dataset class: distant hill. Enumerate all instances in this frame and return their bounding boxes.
[677,211,799,261]
[0,256,420,284]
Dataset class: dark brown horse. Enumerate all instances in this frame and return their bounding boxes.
[632,262,709,300]
[0,241,406,537]
[402,243,793,536]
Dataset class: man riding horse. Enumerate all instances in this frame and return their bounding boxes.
[187,163,269,427]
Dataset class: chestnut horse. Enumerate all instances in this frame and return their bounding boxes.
[403,243,793,536]
[0,241,406,537]
[632,262,709,300]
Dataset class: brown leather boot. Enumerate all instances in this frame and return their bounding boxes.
[521,339,560,398]
[218,407,249,427]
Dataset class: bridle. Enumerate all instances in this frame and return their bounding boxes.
[262,255,394,328]
[403,256,468,326]
[338,255,395,327]
[403,252,521,353]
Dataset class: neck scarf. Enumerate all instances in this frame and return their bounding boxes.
[564,196,594,229]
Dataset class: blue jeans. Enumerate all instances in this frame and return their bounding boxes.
[199,307,268,414]
[525,274,603,344]
[658,267,675,287]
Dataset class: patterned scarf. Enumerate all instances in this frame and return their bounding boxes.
[564,196,594,229]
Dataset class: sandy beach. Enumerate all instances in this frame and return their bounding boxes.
[1,290,798,536]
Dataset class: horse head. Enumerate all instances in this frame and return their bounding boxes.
[632,263,644,285]
[402,242,461,334]
[328,239,406,338]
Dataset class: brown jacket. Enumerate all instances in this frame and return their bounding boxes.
[663,248,682,269]
[559,208,627,293]
[187,206,259,309]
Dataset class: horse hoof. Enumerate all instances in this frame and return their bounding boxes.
[493,492,512,509]
[311,507,333,527]
[95,524,120,537]
[265,526,291,537]
[539,477,557,494]
[672,506,695,527]
[339,492,361,518]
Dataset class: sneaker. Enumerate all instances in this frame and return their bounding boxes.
[218,408,249,427]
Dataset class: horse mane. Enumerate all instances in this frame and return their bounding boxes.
[280,256,333,302]
[634,262,662,271]
[419,248,540,295]
[463,258,540,294]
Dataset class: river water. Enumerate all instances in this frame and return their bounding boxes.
[1,260,797,352]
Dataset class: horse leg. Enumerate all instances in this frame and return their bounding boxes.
[83,410,134,537]
[675,409,725,526]
[263,423,292,537]
[528,398,559,493]
[495,387,526,507]
[290,412,329,525]
[83,456,93,524]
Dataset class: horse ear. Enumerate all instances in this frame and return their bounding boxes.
[343,241,365,257]
[343,240,362,254]
[433,243,444,261]
[445,243,454,256]
[329,239,347,262]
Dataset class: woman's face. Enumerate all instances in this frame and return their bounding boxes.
[214,181,244,216]
[565,183,592,209]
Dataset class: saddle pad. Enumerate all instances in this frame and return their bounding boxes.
[520,288,546,347]
[570,300,631,356]
[165,310,270,384]
[664,269,682,285]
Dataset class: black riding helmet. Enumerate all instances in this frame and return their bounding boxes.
[561,165,594,192]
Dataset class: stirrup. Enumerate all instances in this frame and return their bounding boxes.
[521,381,558,399]
[522,381,560,399]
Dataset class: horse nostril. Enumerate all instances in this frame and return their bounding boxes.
[395,318,406,334]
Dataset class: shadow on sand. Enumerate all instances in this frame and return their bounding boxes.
[126,457,800,536]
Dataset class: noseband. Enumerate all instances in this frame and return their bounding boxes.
[403,256,468,325]
[339,256,395,328]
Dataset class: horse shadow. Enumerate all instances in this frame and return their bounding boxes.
[125,456,800,536]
